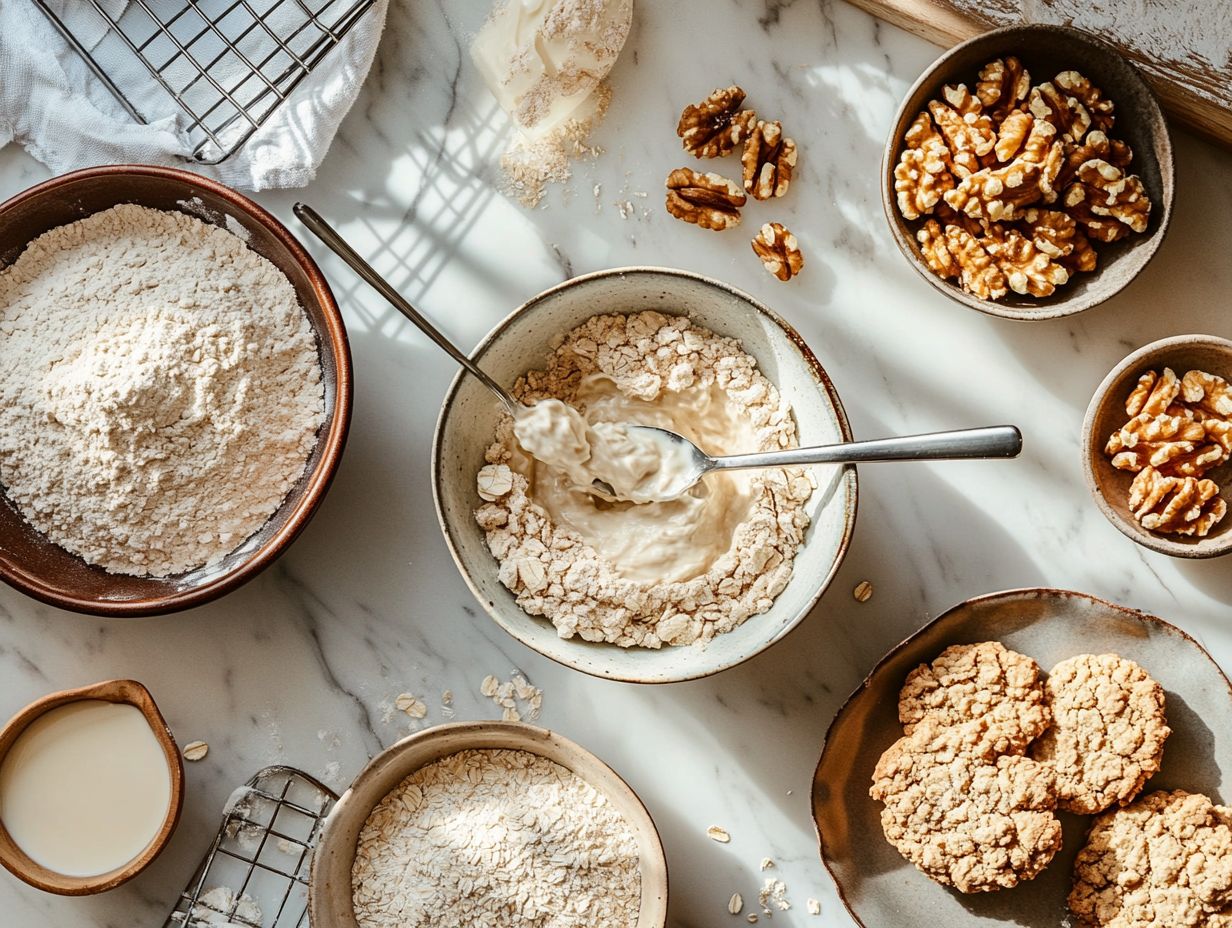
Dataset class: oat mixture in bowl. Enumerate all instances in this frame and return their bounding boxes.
[433,268,856,683]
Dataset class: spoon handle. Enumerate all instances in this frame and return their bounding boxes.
[293,203,519,414]
[710,425,1023,470]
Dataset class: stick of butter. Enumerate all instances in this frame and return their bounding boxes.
[471,0,633,138]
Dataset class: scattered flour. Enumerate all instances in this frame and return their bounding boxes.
[351,749,640,928]
[0,204,324,576]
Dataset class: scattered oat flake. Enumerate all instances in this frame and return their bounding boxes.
[441,689,453,706]
[853,579,873,602]
[746,915,758,924]
[760,857,775,870]
[706,825,731,843]
[728,892,743,915]
[807,898,821,915]
[395,693,428,719]
[480,675,499,697]
[759,877,791,912]
[182,741,209,762]
[502,706,522,722]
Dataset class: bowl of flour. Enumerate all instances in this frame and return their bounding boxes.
[0,165,351,615]
[309,720,668,928]
[433,268,858,683]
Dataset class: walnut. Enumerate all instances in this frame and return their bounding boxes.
[1059,226,1098,274]
[894,113,955,219]
[1106,411,1222,477]
[928,89,995,177]
[677,86,757,158]
[1029,80,1093,143]
[916,219,959,281]
[982,224,1069,297]
[751,222,804,281]
[1126,368,1180,417]
[742,119,797,200]
[976,56,1031,122]
[665,168,746,230]
[944,160,1043,221]
[944,225,1007,300]
[1057,130,1133,190]
[993,110,1034,162]
[1181,370,1232,418]
[1128,465,1228,536]
[1064,159,1151,240]
[1019,208,1078,258]
[1055,71,1115,132]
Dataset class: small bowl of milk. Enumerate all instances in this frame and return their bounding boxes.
[0,679,184,894]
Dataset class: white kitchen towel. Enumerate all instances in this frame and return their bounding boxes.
[0,0,388,191]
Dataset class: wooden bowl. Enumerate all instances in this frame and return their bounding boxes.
[433,267,858,683]
[0,679,185,895]
[309,720,668,928]
[1082,334,1232,558]
[0,165,352,615]
[882,24,1174,321]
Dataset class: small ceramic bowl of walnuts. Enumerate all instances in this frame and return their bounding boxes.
[1083,335,1232,558]
[882,24,1174,320]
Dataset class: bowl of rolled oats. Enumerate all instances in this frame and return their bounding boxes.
[432,267,858,683]
[882,24,1174,320]
[309,720,668,928]
[1083,334,1232,558]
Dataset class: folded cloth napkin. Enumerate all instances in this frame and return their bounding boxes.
[0,0,388,190]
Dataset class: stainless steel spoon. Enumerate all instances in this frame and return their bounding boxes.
[294,203,520,415]
[595,424,1024,501]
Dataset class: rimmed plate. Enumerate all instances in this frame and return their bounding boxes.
[812,588,1232,927]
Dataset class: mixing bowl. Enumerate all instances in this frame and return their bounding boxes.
[0,165,352,616]
[432,267,858,683]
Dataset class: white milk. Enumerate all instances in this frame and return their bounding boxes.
[0,700,172,877]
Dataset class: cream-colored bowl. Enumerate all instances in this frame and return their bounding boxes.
[309,721,668,928]
[432,267,858,683]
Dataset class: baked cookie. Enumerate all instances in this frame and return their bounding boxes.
[1070,790,1232,927]
[898,641,1050,755]
[870,717,1062,893]
[1031,653,1170,814]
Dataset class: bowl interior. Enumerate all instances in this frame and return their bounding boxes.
[309,721,668,928]
[0,679,184,895]
[813,588,1232,928]
[0,167,350,614]
[433,268,857,683]
[1083,336,1232,557]
[883,24,1174,320]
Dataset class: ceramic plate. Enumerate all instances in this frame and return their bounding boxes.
[812,588,1232,927]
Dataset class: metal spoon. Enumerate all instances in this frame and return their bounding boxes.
[596,424,1024,501]
[293,203,520,415]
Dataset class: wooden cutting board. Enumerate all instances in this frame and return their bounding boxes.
[846,0,1232,149]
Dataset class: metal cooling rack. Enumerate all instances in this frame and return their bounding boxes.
[34,0,377,165]
[164,766,338,928]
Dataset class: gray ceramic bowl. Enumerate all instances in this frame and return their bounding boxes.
[813,588,1232,928]
[883,24,1174,320]
[432,267,858,684]
[1083,334,1232,558]
[309,721,668,928]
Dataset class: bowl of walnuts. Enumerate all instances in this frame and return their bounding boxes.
[882,24,1174,320]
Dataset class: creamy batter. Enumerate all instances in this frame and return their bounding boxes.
[509,374,760,583]
[0,700,171,877]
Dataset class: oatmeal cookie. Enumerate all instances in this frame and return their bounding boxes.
[870,718,1062,893]
[1031,654,1170,814]
[898,641,1050,755]
[1070,790,1232,927]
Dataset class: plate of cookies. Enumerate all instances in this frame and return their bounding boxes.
[812,587,1232,927]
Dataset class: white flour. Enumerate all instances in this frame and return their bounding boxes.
[351,749,641,928]
[0,204,324,577]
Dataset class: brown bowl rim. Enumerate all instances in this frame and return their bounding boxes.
[880,23,1175,321]
[0,164,353,616]
[0,679,185,895]
[1081,333,1232,558]
[810,586,1232,926]
[308,719,670,928]
[429,265,859,684]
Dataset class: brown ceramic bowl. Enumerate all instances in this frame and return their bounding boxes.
[1083,334,1232,558]
[0,165,352,615]
[882,24,1174,320]
[0,679,185,895]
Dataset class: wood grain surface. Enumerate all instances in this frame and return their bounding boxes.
[846,0,1232,149]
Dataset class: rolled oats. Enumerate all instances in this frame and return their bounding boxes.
[707,825,732,843]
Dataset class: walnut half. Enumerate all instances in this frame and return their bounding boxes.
[665,168,746,231]
[742,120,797,200]
[751,222,803,281]
[677,86,757,159]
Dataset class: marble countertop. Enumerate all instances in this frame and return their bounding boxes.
[2,1,1231,925]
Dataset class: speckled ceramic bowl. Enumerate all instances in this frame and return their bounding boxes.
[1083,334,1232,558]
[882,24,1174,320]
[432,267,858,683]
[309,721,668,928]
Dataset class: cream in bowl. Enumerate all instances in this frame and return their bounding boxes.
[0,679,184,894]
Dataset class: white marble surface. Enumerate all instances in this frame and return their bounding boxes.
[1,1,1231,926]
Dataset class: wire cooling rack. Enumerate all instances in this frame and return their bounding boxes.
[33,0,376,165]
[164,766,338,928]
